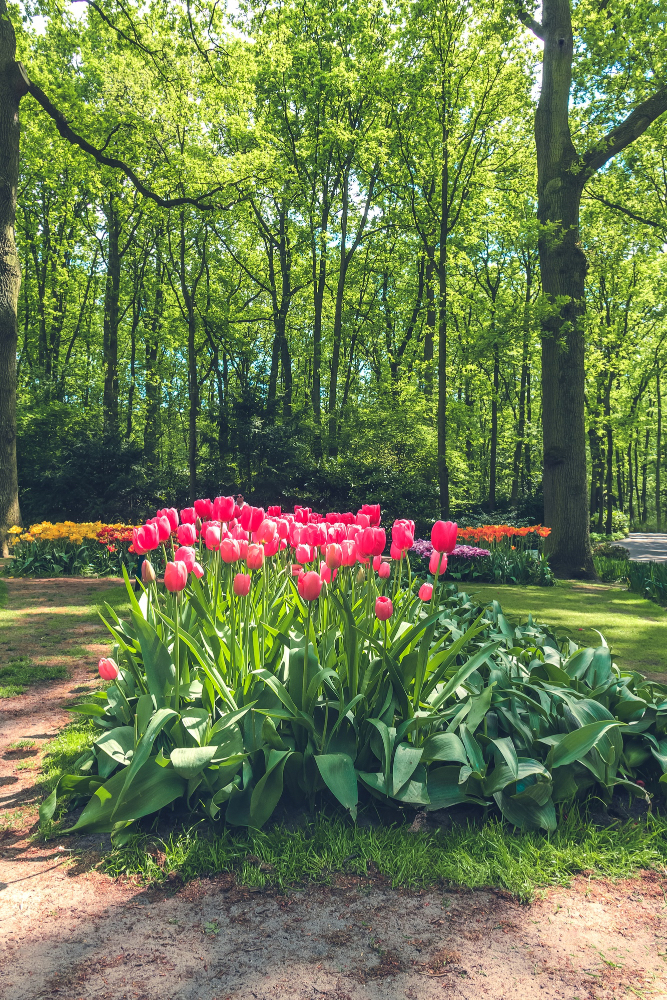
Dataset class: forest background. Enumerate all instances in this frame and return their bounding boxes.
[6,0,667,545]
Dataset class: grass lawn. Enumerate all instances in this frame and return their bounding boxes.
[465,580,667,681]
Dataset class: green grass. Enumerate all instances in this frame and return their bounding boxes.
[0,656,68,697]
[38,717,97,796]
[466,580,667,679]
[102,811,667,902]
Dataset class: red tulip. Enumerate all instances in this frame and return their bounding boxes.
[390,542,403,560]
[233,572,251,596]
[239,505,252,530]
[164,561,188,592]
[135,523,159,552]
[298,570,322,601]
[192,561,204,579]
[378,561,391,579]
[256,519,277,544]
[194,498,213,520]
[431,520,458,554]
[98,657,118,680]
[180,506,197,525]
[246,543,265,570]
[238,540,249,560]
[231,524,248,540]
[319,561,332,584]
[359,503,381,526]
[392,519,415,551]
[177,523,197,546]
[375,595,393,620]
[356,512,370,529]
[250,507,265,531]
[276,518,289,539]
[213,496,235,521]
[158,507,179,532]
[175,545,196,572]
[429,551,448,576]
[267,505,281,516]
[360,527,386,558]
[419,582,433,601]
[340,540,357,566]
[220,537,241,564]
[205,525,221,550]
[141,559,156,584]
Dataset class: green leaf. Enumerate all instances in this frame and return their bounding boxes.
[430,641,504,709]
[551,721,624,769]
[95,727,135,766]
[315,754,358,818]
[421,732,468,764]
[248,750,291,829]
[112,708,178,817]
[426,766,473,811]
[170,746,218,778]
[392,743,423,793]
[66,758,186,833]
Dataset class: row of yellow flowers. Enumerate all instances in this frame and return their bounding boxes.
[9,521,137,545]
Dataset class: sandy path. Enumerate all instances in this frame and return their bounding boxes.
[612,534,667,562]
[0,854,666,1000]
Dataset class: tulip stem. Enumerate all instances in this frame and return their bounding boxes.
[303,603,312,711]
[229,565,236,684]
[174,593,180,709]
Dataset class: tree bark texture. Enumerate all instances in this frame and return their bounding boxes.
[0,1,26,553]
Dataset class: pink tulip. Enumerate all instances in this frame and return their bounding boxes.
[164,561,188,592]
[291,564,304,578]
[249,507,265,531]
[153,515,172,542]
[233,572,251,597]
[419,582,433,601]
[180,506,197,525]
[375,595,393,621]
[431,520,458,554]
[256,519,277,544]
[429,551,448,576]
[238,540,249,560]
[326,543,343,570]
[220,537,241,564]
[175,546,196,572]
[319,561,332,584]
[356,512,370,529]
[267,505,282,516]
[295,543,313,565]
[194,498,213,520]
[239,505,252,530]
[392,519,415,551]
[378,561,391,579]
[231,524,249,540]
[264,535,280,557]
[205,525,221,550]
[213,495,235,521]
[359,503,381,526]
[276,518,289,539]
[298,570,323,602]
[340,540,357,567]
[141,559,156,584]
[372,555,382,571]
[177,523,197,546]
[246,543,265,570]
[360,527,386,558]
[98,657,119,680]
[158,507,179,532]
[192,561,204,579]
[135,523,160,552]
[390,542,403,560]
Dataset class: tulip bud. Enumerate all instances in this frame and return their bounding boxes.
[355,566,365,585]
[418,582,433,601]
[98,657,119,680]
[375,596,393,621]
[233,572,251,597]
[429,551,448,577]
[141,559,156,584]
[378,561,391,579]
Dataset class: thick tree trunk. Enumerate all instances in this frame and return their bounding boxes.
[488,342,499,509]
[437,114,450,517]
[144,246,163,472]
[0,3,26,553]
[627,438,634,523]
[535,0,593,576]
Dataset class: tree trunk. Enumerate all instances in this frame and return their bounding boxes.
[437,111,449,517]
[0,3,26,553]
[424,255,435,397]
[102,193,121,440]
[535,0,592,574]
[641,424,650,524]
[604,380,614,536]
[511,276,531,501]
[627,438,634,523]
[657,369,662,529]
[489,342,499,509]
[144,242,163,471]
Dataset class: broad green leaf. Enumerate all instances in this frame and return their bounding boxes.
[551,721,624,769]
[315,753,358,818]
[421,732,467,764]
[170,746,218,778]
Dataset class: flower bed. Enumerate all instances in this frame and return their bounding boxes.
[7,521,141,577]
[43,500,666,838]
[410,525,555,586]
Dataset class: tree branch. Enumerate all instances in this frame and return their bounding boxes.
[583,86,667,175]
[515,3,544,39]
[584,190,663,229]
[17,63,241,212]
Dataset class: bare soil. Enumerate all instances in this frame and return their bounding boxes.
[1,579,667,1000]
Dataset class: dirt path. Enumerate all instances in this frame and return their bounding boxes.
[1,579,667,1000]
[0,854,666,999]
[612,534,667,562]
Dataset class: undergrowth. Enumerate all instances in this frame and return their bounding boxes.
[101,810,667,903]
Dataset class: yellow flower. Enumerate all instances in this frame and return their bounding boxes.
[8,525,22,534]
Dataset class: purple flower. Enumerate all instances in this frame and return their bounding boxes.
[410,539,490,560]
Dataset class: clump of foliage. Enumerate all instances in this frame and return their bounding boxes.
[42,505,665,840]
[7,521,141,578]
[627,561,667,606]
